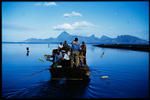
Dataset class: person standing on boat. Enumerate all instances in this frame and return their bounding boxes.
[63,40,70,51]
[81,41,87,65]
[71,38,81,67]
[79,51,85,66]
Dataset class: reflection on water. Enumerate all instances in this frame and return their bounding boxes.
[2,43,149,98]
[4,80,89,98]
[26,51,29,56]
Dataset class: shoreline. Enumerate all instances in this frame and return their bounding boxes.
[2,42,150,52]
[93,44,150,52]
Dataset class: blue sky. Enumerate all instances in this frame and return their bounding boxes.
[2,1,149,42]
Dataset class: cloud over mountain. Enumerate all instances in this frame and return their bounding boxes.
[64,11,82,17]
[53,21,94,31]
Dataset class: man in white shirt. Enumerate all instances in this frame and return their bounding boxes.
[62,50,71,68]
[63,51,70,60]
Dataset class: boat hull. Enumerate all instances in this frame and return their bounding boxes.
[49,66,90,81]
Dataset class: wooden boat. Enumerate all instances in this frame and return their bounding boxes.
[49,65,90,81]
[44,48,90,82]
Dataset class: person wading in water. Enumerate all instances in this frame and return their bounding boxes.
[26,47,29,56]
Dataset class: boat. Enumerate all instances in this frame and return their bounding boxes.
[44,48,90,82]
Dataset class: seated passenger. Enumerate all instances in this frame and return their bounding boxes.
[53,51,63,67]
[62,50,71,68]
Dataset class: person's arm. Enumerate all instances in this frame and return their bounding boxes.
[79,44,82,51]
[71,42,74,51]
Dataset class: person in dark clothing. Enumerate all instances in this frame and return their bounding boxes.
[79,51,85,66]
[26,47,29,51]
[63,40,70,51]
[26,47,29,56]
[81,41,87,65]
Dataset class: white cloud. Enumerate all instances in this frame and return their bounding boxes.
[35,2,57,7]
[53,23,74,30]
[64,11,82,17]
[53,21,94,31]
[44,2,56,6]
[73,21,93,28]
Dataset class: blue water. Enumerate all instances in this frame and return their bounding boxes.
[2,43,149,98]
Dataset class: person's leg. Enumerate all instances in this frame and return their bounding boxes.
[70,52,74,68]
[73,51,77,67]
[83,51,86,65]
[80,57,83,66]
[75,51,80,67]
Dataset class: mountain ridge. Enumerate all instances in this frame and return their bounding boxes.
[25,31,148,44]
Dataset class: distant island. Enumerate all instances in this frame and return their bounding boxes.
[94,44,150,52]
[24,31,149,45]
[2,31,149,52]
[24,31,150,52]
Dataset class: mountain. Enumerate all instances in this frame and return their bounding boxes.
[25,31,148,44]
[57,31,70,40]
[114,35,148,44]
[100,35,113,44]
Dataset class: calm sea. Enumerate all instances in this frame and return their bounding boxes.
[2,43,149,98]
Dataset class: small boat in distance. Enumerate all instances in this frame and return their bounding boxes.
[44,48,90,82]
